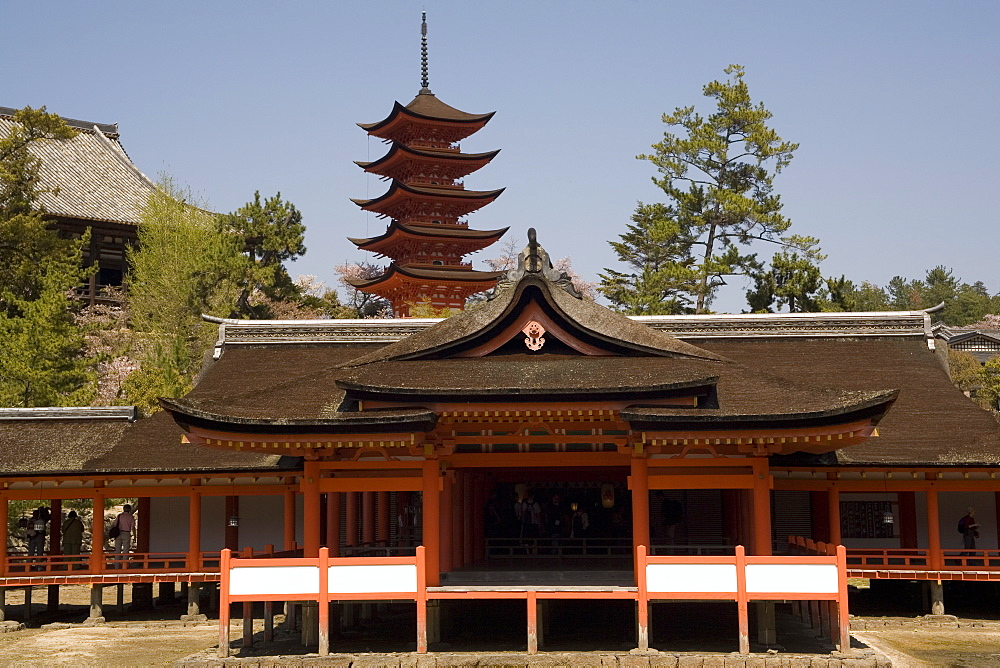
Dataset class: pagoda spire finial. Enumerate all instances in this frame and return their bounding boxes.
[420,11,432,94]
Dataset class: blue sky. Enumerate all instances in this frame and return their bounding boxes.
[5,1,999,312]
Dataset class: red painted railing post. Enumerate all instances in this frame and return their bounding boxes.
[836,545,850,651]
[218,549,231,658]
[318,546,330,655]
[416,545,428,653]
[636,544,648,650]
[735,545,749,654]
[526,589,538,654]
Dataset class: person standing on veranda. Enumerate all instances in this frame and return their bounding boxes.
[114,504,135,554]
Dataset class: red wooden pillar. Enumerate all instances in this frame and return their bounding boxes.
[462,474,474,565]
[995,492,1000,550]
[898,492,918,549]
[326,492,341,556]
[377,491,390,547]
[810,492,829,543]
[189,490,202,570]
[631,457,650,551]
[362,491,376,546]
[828,488,841,546]
[452,471,465,570]
[91,491,105,572]
[440,472,453,574]
[224,496,239,551]
[926,484,942,570]
[302,460,321,557]
[49,499,62,555]
[422,460,441,586]
[752,459,772,555]
[137,497,150,554]
[283,488,296,551]
[346,493,359,548]
[473,474,487,563]
[0,494,7,574]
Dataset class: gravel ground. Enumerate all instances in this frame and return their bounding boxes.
[854,627,1000,668]
[0,624,220,667]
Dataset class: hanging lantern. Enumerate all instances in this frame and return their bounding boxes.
[228,515,240,528]
[882,510,894,525]
[601,483,615,509]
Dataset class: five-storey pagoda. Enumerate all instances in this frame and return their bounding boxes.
[348,13,507,317]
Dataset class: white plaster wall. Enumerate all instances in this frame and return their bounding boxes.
[916,491,996,551]
[150,497,190,552]
[838,493,899,550]
[201,495,226,552]
[237,495,285,551]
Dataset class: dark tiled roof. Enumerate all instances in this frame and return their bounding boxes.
[0,409,295,477]
[341,276,727,367]
[694,337,1000,465]
[0,109,156,226]
[355,143,500,170]
[346,264,505,289]
[348,221,508,246]
[338,356,721,399]
[359,93,495,131]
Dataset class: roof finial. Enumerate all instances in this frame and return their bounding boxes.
[420,11,432,94]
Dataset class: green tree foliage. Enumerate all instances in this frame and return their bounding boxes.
[599,203,698,314]
[746,247,825,313]
[979,356,1000,411]
[0,107,95,406]
[819,277,890,312]
[883,267,998,325]
[948,349,984,396]
[217,191,306,318]
[607,65,813,313]
[123,181,242,413]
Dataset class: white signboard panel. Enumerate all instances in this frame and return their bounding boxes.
[328,564,419,594]
[229,566,320,596]
[745,563,839,594]
[646,564,737,594]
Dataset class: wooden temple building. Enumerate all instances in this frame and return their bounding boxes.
[0,106,157,304]
[2,231,1000,655]
[347,13,507,316]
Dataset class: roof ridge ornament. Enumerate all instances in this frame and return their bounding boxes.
[493,228,583,299]
[419,11,432,94]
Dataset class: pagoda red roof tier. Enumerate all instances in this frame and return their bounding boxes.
[359,93,495,145]
[356,142,500,183]
[352,181,504,222]
[347,264,504,317]
[348,221,509,261]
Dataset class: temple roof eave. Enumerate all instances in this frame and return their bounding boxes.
[355,144,501,172]
[621,389,899,431]
[159,397,438,435]
[336,375,719,401]
[359,97,496,134]
[346,264,505,290]
[351,182,506,210]
[347,221,509,248]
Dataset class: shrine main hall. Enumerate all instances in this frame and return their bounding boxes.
[2,231,1000,655]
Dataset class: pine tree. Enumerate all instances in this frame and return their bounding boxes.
[217,191,307,318]
[0,107,95,406]
[605,65,815,313]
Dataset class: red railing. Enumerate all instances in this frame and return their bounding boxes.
[787,536,1000,573]
[1,546,286,577]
